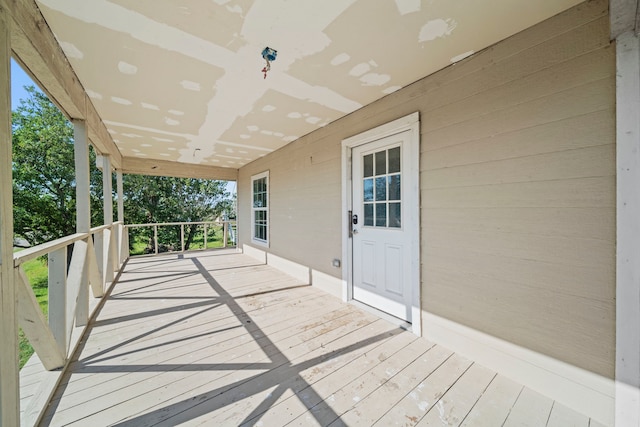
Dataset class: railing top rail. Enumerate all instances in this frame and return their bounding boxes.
[13,232,88,267]
[126,220,236,228]
[13,223,122,266]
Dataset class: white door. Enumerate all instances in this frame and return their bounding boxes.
[351,130,414,321]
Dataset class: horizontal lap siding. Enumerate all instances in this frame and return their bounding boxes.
[420,1,615,378]
[238,0,614,377]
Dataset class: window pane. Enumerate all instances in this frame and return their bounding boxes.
[376,203,386,227]
[375,177,386,201]
[375,151,386,175]
[364,203,374,226]
[389,202,401,228]
[363,179,373,202]
[388,147,401,173]
[389,174,401,200]
[363,154,373,177]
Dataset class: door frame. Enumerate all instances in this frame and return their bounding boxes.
[341,112,421,336]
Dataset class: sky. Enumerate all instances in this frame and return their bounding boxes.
[11,58,41,110]
[10,58,236,194]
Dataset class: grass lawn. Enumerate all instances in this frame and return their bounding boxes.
[14,249,49,368]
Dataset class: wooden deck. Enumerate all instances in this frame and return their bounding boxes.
[33,249,600,426]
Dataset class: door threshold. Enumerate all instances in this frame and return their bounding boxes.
[349,299,412,332]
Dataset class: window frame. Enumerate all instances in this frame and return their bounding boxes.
[251,171,269,247]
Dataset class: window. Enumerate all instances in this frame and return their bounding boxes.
[362,146,401,228]
[251,171,269,246]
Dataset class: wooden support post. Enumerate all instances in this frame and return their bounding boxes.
[101,155,114,282]
[616,31,640,427]
[0,6,19,425]
[223,222,228,248]
[48,248,67,355]
[73,120,90,327]
[116,171,126,264]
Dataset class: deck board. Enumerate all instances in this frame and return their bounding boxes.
[31,249,602,426]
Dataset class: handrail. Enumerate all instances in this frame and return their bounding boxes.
[13,223,125,266]
[125,220,235,228]
[13,233,88,266]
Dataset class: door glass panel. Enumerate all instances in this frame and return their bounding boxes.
[375,177,387,201]
[389,175,400,200]
[361,145,401,229]
[375,151,386,175]
[364,203,374,226]
[388,147,401,173]
[376,203,386,227]
[364,154,374,177]
[389,202,401,228]
[363,179,374,201]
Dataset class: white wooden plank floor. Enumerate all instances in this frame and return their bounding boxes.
[34,249,600,426]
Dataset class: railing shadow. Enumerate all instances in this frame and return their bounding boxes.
[42,252,403,426]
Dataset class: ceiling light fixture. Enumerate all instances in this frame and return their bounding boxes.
[261,47,277,79]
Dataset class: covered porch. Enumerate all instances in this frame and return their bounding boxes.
[2,0,640,425]
[27,249,597,426]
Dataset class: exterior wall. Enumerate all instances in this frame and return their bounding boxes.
[238,0,614,380]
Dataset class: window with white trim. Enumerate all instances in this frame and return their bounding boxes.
[251,171,269,246]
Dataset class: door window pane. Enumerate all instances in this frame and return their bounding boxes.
[376,203,386,227]
[389,202,401,228]
[389,174,400,200]
[388,147,401,173]
[363,179,374,202]
[375,177,387,201]
[364,203,374,226]
[360,146,402,230]
[375,151,386,175]
[364,154,373,177]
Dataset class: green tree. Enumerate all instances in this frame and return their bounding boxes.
[123,175,232,251]
[12,86,104,247]
[13,86,233,252]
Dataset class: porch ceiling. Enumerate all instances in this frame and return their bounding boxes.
[35,0,581,173]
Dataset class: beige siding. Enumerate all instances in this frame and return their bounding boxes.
[238,0,615,378]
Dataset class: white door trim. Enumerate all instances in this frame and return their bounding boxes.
[341,112,421,336]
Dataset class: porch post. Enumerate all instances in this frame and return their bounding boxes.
[0,6,20,425]
[615,31,640,427]
[73,119,90,326]
[102,155,114,282]
[116,171,126,264]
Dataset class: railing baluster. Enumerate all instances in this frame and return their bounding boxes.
[48,247,67,355]
[154,225,158,255]
[181,224,185,252]
[223,222,228,248]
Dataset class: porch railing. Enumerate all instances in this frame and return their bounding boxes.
[13,221,125,372]
[124,220,236,256]
[15,220,235,425]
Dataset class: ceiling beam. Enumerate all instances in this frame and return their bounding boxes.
[121,157,238,181]
[610,0,640,39]
[1,0,122,168]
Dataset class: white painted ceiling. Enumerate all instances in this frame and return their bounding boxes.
[36,0,582,171]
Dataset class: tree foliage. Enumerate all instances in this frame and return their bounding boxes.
[12,86,103,246]
[12,86,233,250]
[123,175,232,250]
